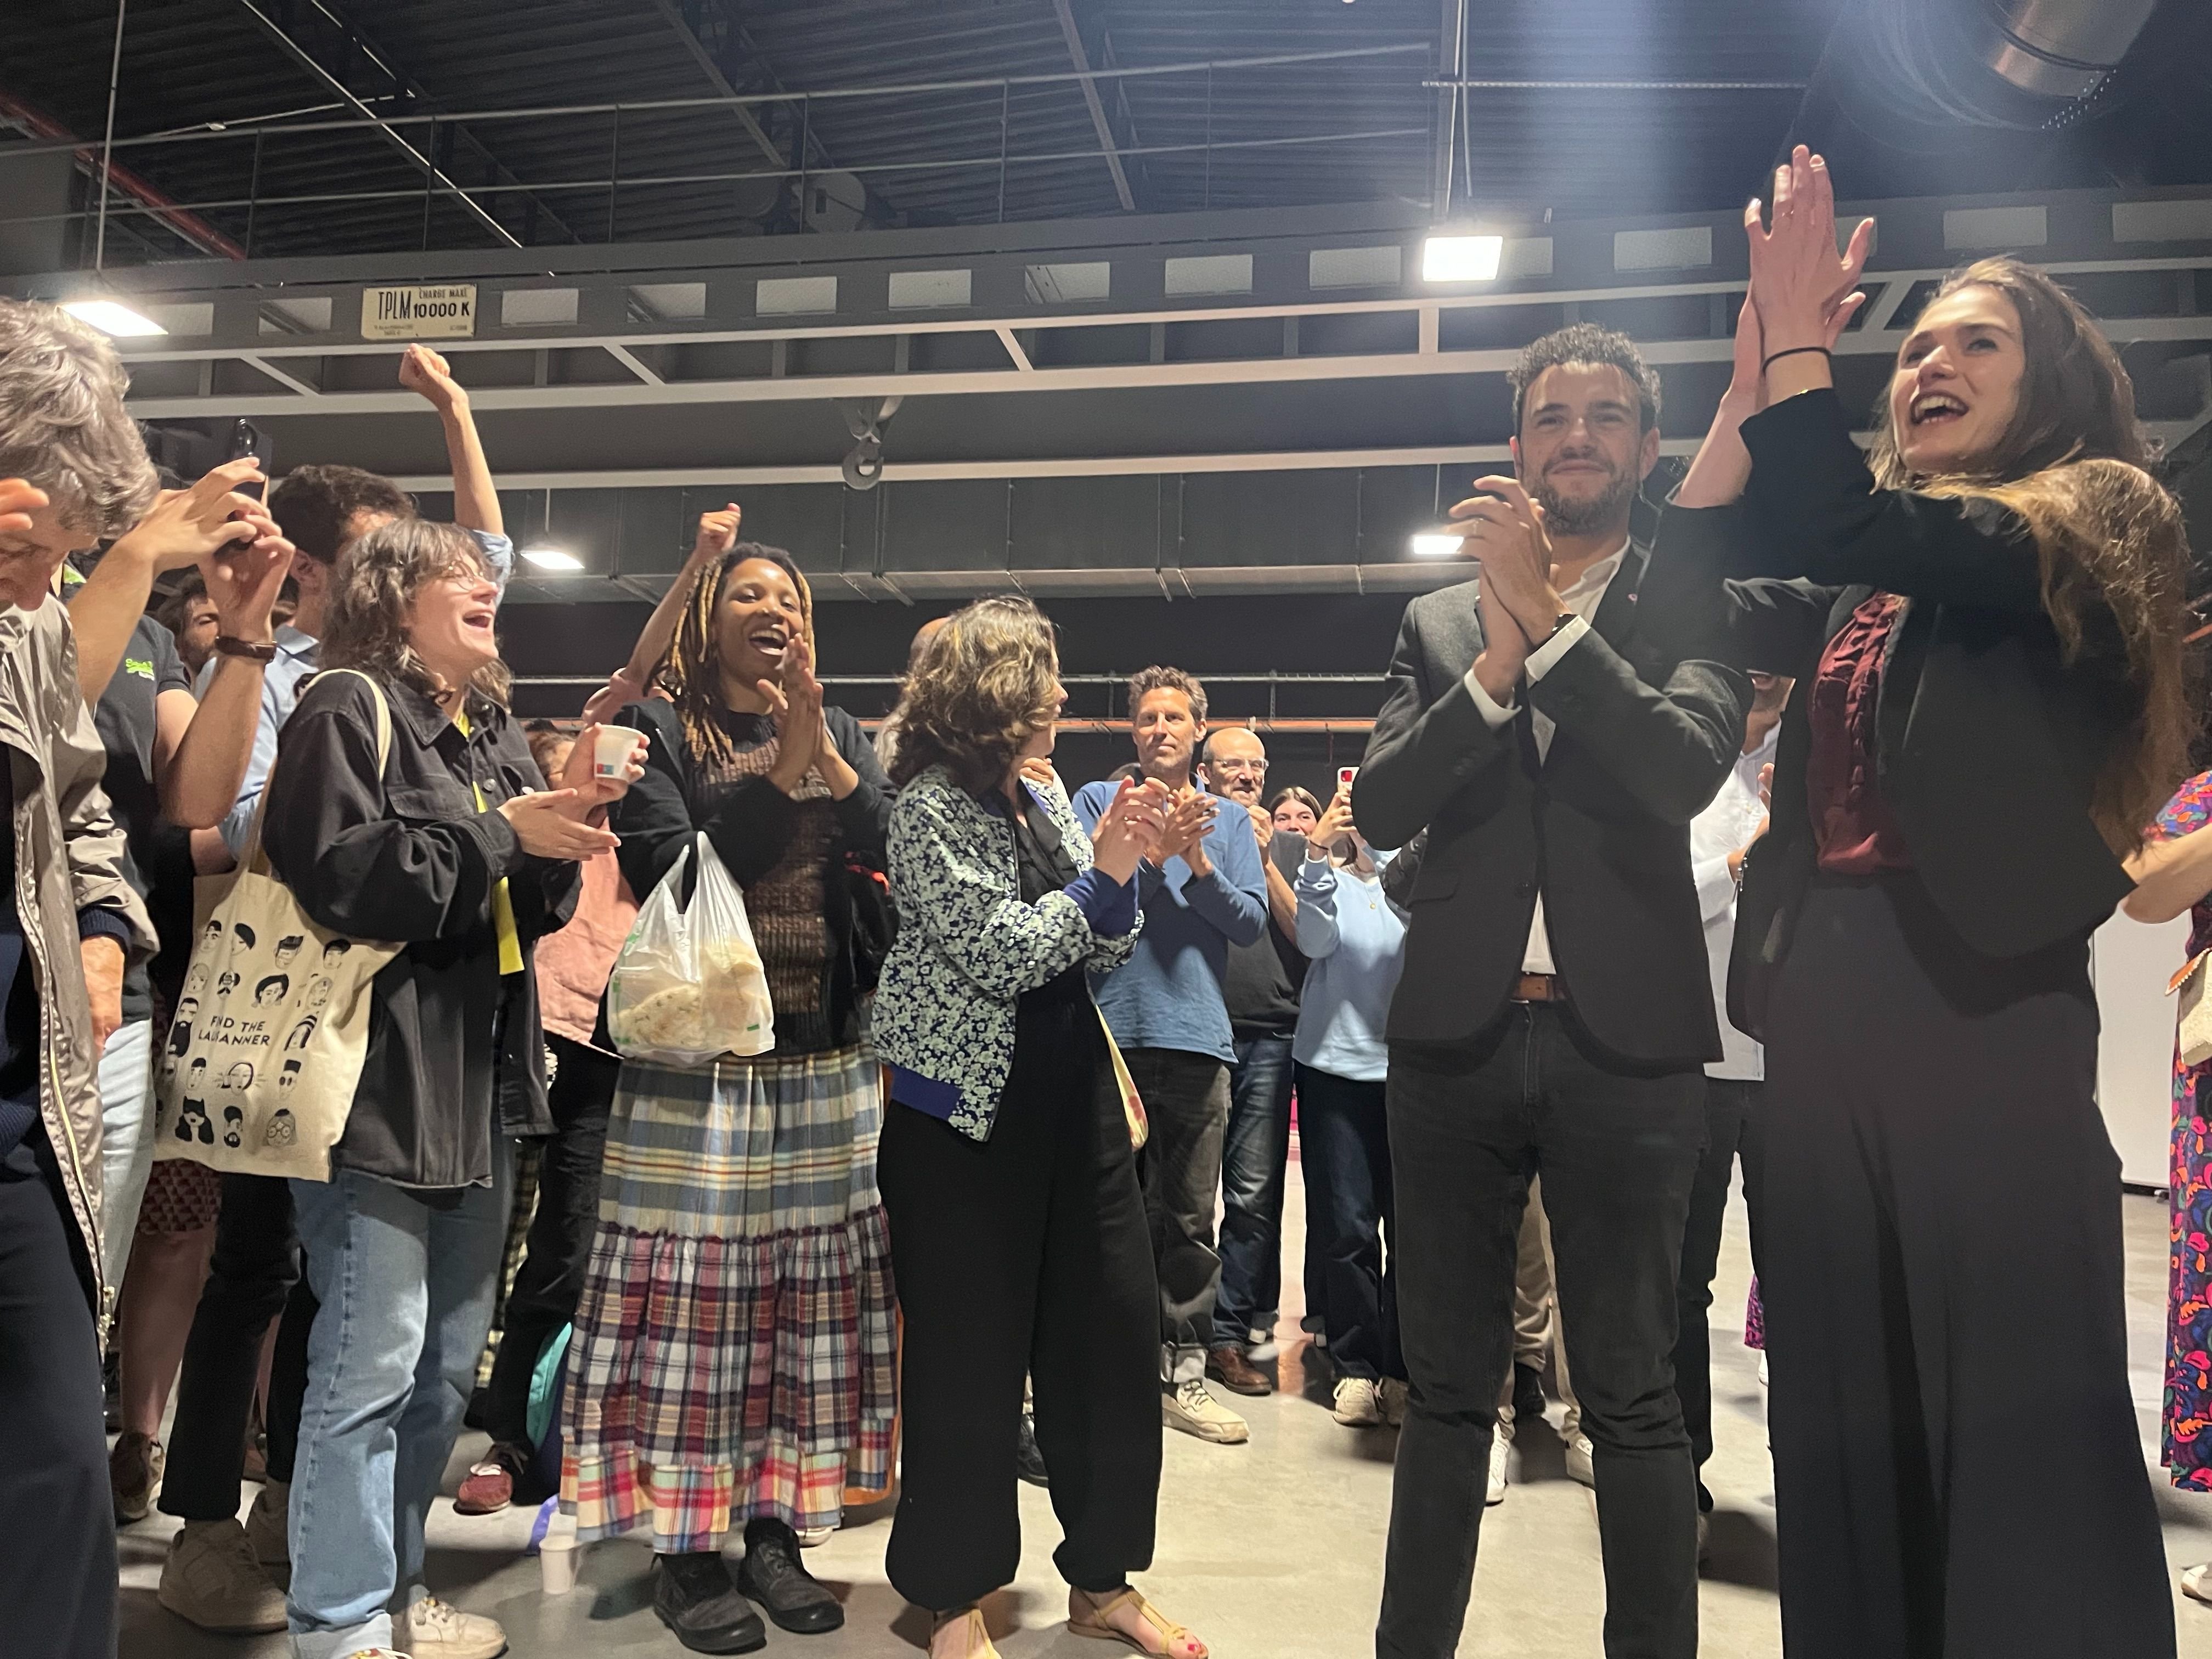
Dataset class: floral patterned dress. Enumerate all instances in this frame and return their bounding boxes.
[2153,768,2212,1488]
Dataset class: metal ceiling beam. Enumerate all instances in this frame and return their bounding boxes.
[3,43,1433,162]
[0,87,245,259]
[230,0,572,250]
[642,0,786,170]
[1052,0,1137,213]
[117,312,2212,422]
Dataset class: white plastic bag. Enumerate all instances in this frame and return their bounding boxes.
[607,833,775,1066]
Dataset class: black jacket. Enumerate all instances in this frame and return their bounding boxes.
[1353,543,1748,1067]
[1638,389,2139,1039]
[606,699,893,1055]
[262,670,579,1190]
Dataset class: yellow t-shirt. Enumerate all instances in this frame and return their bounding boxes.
[454,710,524,977]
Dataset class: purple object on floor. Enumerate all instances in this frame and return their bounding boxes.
[528,1496,557,1555]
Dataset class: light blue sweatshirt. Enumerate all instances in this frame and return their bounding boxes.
[1292,850,1404,1085]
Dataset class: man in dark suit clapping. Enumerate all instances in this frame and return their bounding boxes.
[1356,326,1748,1659]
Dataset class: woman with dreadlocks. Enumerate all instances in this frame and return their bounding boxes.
[560,540,896,1654]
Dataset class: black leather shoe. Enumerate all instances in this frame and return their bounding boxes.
[1511,1361,1548,1426]
[653,1552,767,1654]
[1017,1406,1050,1488]
[737,1519,844,1634]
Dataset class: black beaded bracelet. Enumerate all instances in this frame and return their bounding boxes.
[1761,345,1832,374]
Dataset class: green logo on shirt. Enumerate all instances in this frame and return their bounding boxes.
[123,657,154,681]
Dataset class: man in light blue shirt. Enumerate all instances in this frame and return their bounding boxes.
[1072,666,1266,1447]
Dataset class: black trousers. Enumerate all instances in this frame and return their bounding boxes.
[483,1033,618,1465]
[880,973,1160,1612]
[0,1132,116,1659]
[161,1172,313,1519]
[1673,1075,1763,1510]
[1295,1064,1403,1381]
[1124,1046,1231,1380]
[1761,874,2172,1659]
[1380,1005,1705,1659]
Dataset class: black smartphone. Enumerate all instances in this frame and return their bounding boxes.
[227,418,267,502]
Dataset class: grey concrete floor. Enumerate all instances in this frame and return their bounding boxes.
[121,1158,2212,1657]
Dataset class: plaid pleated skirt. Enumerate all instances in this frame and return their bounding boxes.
[560,1045,897,1550]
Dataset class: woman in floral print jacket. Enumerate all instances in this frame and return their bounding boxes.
[872,597,1206,1659]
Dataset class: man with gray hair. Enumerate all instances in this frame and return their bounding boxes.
[0,297,161,1659]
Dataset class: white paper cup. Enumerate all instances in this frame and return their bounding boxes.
[592,724,644,780]
[539,1534,580,1595]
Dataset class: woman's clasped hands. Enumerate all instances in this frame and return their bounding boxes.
[498,723,649,861]
[1090,776,1172,884]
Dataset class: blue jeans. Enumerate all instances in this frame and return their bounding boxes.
[96,1019,156,1293]
[286,1138,513,1659]
[1294,1064,1402,1380]
[1212,1032,1295,1349]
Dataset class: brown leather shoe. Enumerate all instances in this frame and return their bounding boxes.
[453,1459,514,1516]
[1205,1345,1272,1397]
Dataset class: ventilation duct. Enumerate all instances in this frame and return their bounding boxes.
[1975,0,2160,99]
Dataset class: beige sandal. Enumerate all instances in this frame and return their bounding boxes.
[930,1606,1002,1659]
[1068,1587,1208,1659]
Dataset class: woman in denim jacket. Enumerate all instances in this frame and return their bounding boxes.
[872,597,1205,1659]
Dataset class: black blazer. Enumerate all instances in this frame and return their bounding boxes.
[1637,389,2140,1040]
[1354,543,1748,1067]
[263,671,579,1190]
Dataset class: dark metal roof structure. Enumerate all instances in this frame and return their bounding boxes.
[22,0,2211,267]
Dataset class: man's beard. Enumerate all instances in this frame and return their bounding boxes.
[1532,462,1638,538]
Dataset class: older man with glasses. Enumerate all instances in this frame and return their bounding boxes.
[1195,726,1305,1397]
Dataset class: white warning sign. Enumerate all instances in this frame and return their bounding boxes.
[360,283,477,340]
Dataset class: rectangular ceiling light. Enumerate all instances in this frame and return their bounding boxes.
[1420,235,1504,283]
[60,299,167,337]
[1410,531,1467,558]
[521,546,583,572]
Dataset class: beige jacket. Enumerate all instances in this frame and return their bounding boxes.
[0,600,156,1327]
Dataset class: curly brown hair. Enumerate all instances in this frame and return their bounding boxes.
[1869,257,2195,854]
[662,542,814,778]
[319,518,511,705]
[888,596,1062,794]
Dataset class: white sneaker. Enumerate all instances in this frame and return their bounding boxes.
[245,1476,289,1567]
[1164,1378,1250,1443]
[1245,1327,1280,1364]
[2183,1562,2212,1604]
[797,1526,833,1548]
[1377,1378,1410,1427]
[1331,1377,1381,1427]
[157,1519,288,1634]
[398,1595,507,1659]
[1486,1421,1511,1506]
[1564,1430,1595,1487]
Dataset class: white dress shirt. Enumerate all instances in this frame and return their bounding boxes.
[1689,724,1777,1080]
[1458,539,1628,975]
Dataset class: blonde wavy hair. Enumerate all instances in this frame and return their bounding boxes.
[1868,257,2194,854]
[319,518,511,705]
[888,596,1061,793]
[0,298,158,537]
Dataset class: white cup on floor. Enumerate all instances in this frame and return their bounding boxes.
[539,1533,580,1595]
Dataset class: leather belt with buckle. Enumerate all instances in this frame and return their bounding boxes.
[1512,973,1566,1004]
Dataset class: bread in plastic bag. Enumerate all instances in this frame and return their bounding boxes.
[607,833,775,1065]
